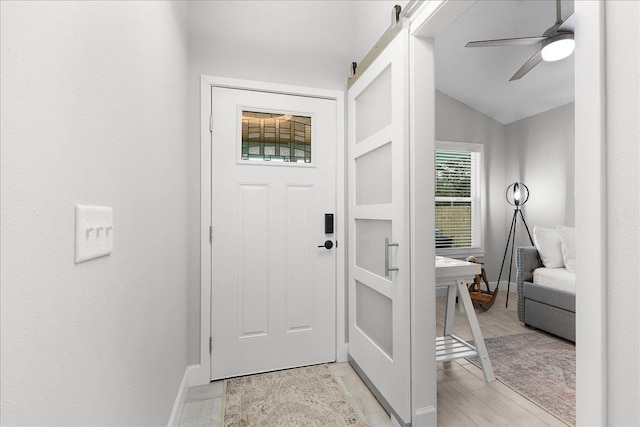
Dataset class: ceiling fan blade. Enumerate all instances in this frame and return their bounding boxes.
[509,49,544,81]
[466,36,547,48]
[557,13,575,32]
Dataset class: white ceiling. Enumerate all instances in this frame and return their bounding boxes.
[435,0,575,125]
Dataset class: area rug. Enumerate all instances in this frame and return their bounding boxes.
[468,332,575,426]
[222,364,364,426]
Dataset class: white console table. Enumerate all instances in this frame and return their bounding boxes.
[436,256,495,382]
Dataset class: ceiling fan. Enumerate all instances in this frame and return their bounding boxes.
[465,0,575,81]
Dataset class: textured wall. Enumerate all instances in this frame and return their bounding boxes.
[605,1,640,424]
[0,2,190,424]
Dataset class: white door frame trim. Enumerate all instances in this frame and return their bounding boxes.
[196,75,346,385]
[407,2,478,424]
[573,1,607,424]
[409,0,607,424]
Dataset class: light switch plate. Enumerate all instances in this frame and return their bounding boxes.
[75,205,114,263]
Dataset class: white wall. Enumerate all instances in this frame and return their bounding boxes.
[188,1,358,91]
[0,2,190,425]
[505,103,575,249]
[435,90,507,282]
[186,0,359,364]
[605,1,640,424]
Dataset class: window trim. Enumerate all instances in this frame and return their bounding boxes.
[435,140,485,258]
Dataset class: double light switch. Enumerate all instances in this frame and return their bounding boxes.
[75,205,114,263]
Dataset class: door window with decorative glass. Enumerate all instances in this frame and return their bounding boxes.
[241,111,312,164]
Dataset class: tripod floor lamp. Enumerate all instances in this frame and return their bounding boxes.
[498,182,534,308]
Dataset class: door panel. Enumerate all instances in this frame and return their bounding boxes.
[355,219,393,278]
[355,65,392,143]
[348,29,411,424]
[211,87,337,379]
[355,142,393,205]
[237,184,269,338]
[284,184,315,332]
[355,280,393,357]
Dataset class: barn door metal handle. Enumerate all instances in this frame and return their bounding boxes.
[385,238,399,277]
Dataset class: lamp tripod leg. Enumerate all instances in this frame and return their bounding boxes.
[518,209,534,245]
[506,213,518,308]
[496,210,518,300]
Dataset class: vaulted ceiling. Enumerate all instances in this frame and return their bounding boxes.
[435,0,575,124]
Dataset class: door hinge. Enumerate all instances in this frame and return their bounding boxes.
[209,226,213,244]
[209,336,213,354]
[209,115,213,132]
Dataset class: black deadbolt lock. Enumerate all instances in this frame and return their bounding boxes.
[324,213,334,234]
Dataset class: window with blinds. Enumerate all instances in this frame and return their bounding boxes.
[435,145,482,254]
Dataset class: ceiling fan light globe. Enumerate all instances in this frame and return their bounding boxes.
[541,38,575,62]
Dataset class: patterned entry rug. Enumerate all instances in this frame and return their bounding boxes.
[468,332,575,426]
[222,364,364,426]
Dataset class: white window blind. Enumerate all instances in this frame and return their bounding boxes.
[435,146,482,254]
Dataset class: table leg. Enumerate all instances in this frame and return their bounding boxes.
[456,280,495,382]
[443,284,456,336]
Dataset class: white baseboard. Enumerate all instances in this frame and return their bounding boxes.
[167,365,199,427]
[186,363,211,388]
[188,364,207,387]
[337,343,348,363]
[483,281,518,295]
[493,281,518,294]
[413,406,437,425]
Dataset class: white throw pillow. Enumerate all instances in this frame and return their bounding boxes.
[533,226,565,268]
[557,225,576,273]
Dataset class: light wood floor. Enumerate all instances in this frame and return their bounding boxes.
[435,291,569,426]
[179,291,569,426]
[436,287,531,341]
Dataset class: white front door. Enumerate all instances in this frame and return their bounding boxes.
[210,87,337,379]
[347,29,411,423]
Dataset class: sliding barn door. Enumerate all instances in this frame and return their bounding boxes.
[347,29,411,424]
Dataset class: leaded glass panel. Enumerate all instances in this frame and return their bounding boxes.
[241,111,311,163]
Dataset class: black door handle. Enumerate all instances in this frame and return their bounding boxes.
[318,240,333,250]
